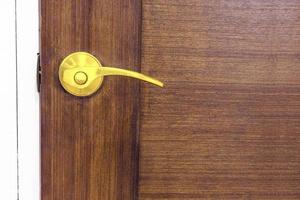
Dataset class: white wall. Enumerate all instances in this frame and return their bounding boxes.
[0,0,39,199]
[0,1,18,199]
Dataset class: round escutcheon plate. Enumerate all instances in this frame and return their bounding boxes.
[59,52,104,97]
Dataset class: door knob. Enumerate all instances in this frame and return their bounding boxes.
[59,52,164,96]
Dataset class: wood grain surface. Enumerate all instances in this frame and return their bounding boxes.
[40,0,141,199]
[139,0,300,199]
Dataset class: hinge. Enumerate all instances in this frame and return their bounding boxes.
[37,53,41,92]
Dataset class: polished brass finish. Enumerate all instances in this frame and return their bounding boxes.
[59,52,164,96]
[74,71,88,85]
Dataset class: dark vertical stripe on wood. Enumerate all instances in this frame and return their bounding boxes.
[40,0,141,199]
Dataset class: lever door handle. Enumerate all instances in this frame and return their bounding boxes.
[59,52,164,96]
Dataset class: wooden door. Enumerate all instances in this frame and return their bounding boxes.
[41,0,300,199]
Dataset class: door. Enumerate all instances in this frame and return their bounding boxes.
[40,1,300,199]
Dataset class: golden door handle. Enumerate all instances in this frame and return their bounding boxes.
[97,67,163,87]
[59,52,164,96]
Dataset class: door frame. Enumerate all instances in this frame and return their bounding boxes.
[17,0,40,198]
